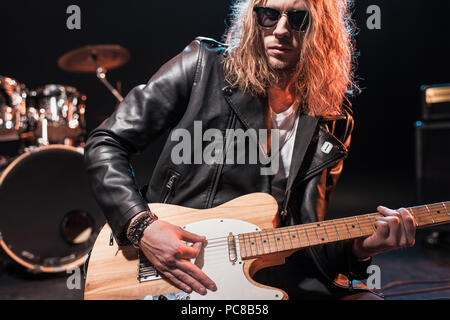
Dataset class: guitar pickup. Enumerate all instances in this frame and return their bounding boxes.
[227,232,237,264]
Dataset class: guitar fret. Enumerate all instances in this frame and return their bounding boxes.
[239,235,247,258]
[247,233,253,257]
[315,223,328,243]
[442,203,450,216]
[345,217,360,238]
[333,223,340,241]
[323,223,330,242]
[278,230,285,251]
[286,228,294,249]
[355,216,363,236]
[428,203,450,224]
[265,230,272,253]
[303,227,311,246]
[294,226,302,248]
[313,227,320,243]
[411,206,430,227]
[425,205,435,223]
[259,232,265,255]
[344,218,352,238]
[271,230,279,252]
[253,233,260,255]
[367,215,376,233]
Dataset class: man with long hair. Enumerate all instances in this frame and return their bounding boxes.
[85,0,416,300]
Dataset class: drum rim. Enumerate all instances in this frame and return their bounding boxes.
[0,144,92,273]
[35,84,81,98]
[0,144,84,187]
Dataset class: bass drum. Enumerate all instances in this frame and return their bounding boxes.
[0,145,105,272]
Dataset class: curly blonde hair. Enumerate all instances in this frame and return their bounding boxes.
[223,0,359,116]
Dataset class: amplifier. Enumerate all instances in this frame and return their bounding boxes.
[414,120,450,204]
[421,84,450,120]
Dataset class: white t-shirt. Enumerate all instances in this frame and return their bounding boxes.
[270,104,300,208]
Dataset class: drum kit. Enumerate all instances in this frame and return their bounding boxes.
[0,45,130,273]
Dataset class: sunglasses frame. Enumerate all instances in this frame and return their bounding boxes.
[253,6,310,33]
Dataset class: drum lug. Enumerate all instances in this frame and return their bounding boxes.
[24,146,39,153]
[30,266,42,275]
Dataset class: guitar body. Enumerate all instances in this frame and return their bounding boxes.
[84,193,294,300]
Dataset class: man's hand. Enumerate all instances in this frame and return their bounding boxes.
[139,219,217,295]
[353,206,417,259]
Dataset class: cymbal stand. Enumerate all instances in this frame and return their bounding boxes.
[89,53,124,103]
[96,67,124,103]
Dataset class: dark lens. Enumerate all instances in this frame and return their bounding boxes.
[288,11,308,31]
[254,7,280,28]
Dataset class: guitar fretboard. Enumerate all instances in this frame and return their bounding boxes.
[238,202,450,260]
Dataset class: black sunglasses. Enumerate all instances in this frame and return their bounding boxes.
[253,6,310,32]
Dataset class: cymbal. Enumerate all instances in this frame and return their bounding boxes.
[58,45,131,73]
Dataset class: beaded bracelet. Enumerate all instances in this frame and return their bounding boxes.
[126,211,158,248]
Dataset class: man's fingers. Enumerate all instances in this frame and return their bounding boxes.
[170,264,209,295]
[374,220,389,239]
[180,228,206,244]
[398,208,416,246]
[377,206,399,217]
[160,269,193,294]
[175,259,217,292]
[176,242,203,260]
[376,215,402,246]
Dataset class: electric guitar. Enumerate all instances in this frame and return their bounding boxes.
[84,193,450,300]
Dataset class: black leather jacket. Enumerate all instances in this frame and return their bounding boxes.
[84,37,372,294]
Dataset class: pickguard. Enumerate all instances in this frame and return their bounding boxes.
[183,218,283,300]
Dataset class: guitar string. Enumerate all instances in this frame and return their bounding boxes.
[203,208,448,246]
[169,206,450,260]
[193,206,450,250]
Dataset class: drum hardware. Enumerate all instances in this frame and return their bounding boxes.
[0,76,28,137]
[27,84,87,146]
[0,44,130,272]
[57,44,130,103]
[96,67,124,102]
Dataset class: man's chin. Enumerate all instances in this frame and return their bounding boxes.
[269,60,297,76]
[268,55,295,68]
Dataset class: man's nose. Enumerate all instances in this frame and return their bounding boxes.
[273,14,291,38]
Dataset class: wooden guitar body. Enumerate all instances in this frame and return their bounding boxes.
[84,192,450,300]
[84,193,292,300]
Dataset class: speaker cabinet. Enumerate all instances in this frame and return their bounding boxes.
[421,84,450,120]
[415,120,450,204]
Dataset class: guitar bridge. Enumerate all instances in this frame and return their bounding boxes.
[137,251,162,283]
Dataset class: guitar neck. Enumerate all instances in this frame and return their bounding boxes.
[238,201,450,260]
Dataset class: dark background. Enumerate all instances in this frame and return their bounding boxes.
[0,0,449,300]
[1,0,449,199]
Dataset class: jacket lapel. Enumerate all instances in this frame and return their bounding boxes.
[286,114,319,191]
[222,85,270,157]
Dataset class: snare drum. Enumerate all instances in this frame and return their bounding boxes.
[0,76,28,139]
[28,84,86,145]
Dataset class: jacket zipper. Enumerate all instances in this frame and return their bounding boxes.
[206,113,237,208]
[161,171,180,204]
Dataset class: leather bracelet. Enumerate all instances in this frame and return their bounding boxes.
[126,211,158,248]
